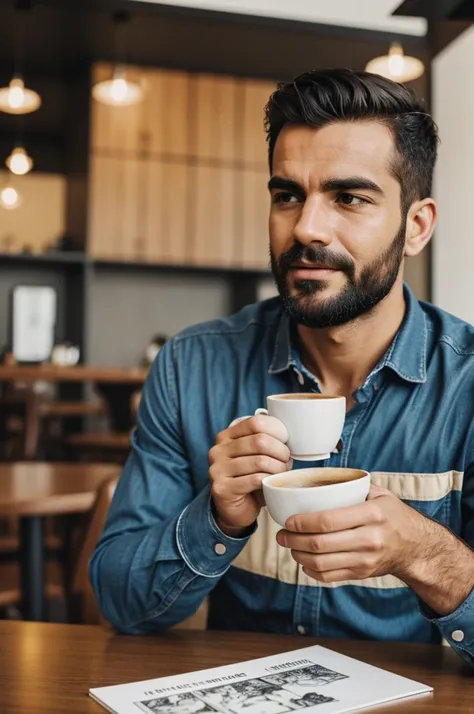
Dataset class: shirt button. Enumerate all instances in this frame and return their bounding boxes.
[451,630,465,642]
[214,543,226,556]
[373,383,379,391]
[297,625,306,635]
[295,370,305,385]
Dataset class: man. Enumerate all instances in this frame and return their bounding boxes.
[90,69,474,666]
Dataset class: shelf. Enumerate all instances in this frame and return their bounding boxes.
[0,252,271,278]
[0,252,87,268]
[92,258,271,278]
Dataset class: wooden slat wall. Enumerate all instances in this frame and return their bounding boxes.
[239,168,271,269]
[88,63,275,269]
[241,80,275,169]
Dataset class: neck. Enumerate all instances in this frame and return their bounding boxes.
[296,278,406,405]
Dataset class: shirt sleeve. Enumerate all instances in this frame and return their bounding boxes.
[418,462,474,667]
[89,339,253,634]
[419,588,474,667]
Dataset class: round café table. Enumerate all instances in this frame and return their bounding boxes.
[0,462,121,622]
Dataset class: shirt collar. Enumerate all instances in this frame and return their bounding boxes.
[268,283,427,384]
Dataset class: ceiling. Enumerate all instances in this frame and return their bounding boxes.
[131,0,427,35]
[0,1,428,174]
[395,0,474,19]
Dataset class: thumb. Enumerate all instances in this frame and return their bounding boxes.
[367,484,394,500]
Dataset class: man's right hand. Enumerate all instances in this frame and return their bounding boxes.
[209,414,291,537]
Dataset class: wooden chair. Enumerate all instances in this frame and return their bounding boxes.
[0,391,105,571]
[70,477,207,629]
[69,477,118,624]
[0,390,106,462]
[66,432,132,465]
[0,476,207,628]
[0,561,64,616]
[0,391,41,461]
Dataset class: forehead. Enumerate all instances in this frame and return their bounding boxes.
[272,120,397,187]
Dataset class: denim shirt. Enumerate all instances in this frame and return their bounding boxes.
[90,284,474,667]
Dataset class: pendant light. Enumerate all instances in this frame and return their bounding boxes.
[5,144,33,175]
[0,76,41,115]
[365,42,424,83]
[92,65,143,107]
[0,4,41,114]
[92,12,143,107]
[0,185,22,210]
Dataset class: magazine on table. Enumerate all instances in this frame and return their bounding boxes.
[89,643,432,714]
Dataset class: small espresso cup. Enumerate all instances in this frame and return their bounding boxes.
[263,467,371,528]
[256,393,346,461]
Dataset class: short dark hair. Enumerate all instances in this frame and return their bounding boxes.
[264,68,439,210]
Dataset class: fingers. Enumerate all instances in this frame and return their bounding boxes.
[212,472,267,498]
[367,484,394,500]
[209,414,292,531]
[302,567,356,584]
[286,500,385,534]
[214,433,291,464]
[211,454,289,480]
[221,414,289,445]
[277,525,382,554]
[292,550,362,572]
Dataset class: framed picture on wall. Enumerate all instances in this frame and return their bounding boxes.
[11,285,57,363]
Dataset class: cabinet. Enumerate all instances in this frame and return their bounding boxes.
[88,63,276,270]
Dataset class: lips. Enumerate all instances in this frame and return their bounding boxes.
[290,263,337,271]
[289,264,340,281]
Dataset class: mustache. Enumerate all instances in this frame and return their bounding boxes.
[277,242,354,275]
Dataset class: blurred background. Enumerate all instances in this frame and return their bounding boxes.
[0,0,472,625]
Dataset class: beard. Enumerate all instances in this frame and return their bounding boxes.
[270,221,406,329]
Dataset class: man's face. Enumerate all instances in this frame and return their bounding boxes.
[269,121,407,328]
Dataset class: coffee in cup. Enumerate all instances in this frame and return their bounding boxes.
[256,393,346,461]
[262,467,370,527]
[271,468,365,489]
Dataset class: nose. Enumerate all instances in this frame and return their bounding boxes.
[293,196,332,247]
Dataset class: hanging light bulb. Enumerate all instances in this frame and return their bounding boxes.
[6,145,33,176]
[365,43,424,83]
[92,66,143,107]
[0,76,41,115]
[0,185,21,210]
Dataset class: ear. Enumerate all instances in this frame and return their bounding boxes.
[404,198,437,258]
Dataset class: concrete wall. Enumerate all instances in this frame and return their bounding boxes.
[88,268,231,365]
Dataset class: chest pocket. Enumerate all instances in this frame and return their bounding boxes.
[371,471,463,534]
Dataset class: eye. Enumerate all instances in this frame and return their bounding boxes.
[337,193,369,207]
[272,192,302,205]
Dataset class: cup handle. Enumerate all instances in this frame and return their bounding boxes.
[228,408,268,428]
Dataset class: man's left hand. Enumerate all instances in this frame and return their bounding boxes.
[276,485,427,583]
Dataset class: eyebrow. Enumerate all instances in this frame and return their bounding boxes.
[321,176,384,195]
[268,175,384,196]
[267,177,304,193]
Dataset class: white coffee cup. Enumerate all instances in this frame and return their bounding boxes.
[256,393,346,461]
[263,467,371,528]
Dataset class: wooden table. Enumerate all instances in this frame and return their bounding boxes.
[0,462,121,621]
[0,622,472,714]
[0,364,148,384]
[0,364,148,431]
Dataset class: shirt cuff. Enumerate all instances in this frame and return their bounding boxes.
[418,587,474,665]
[176,485,256,578]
